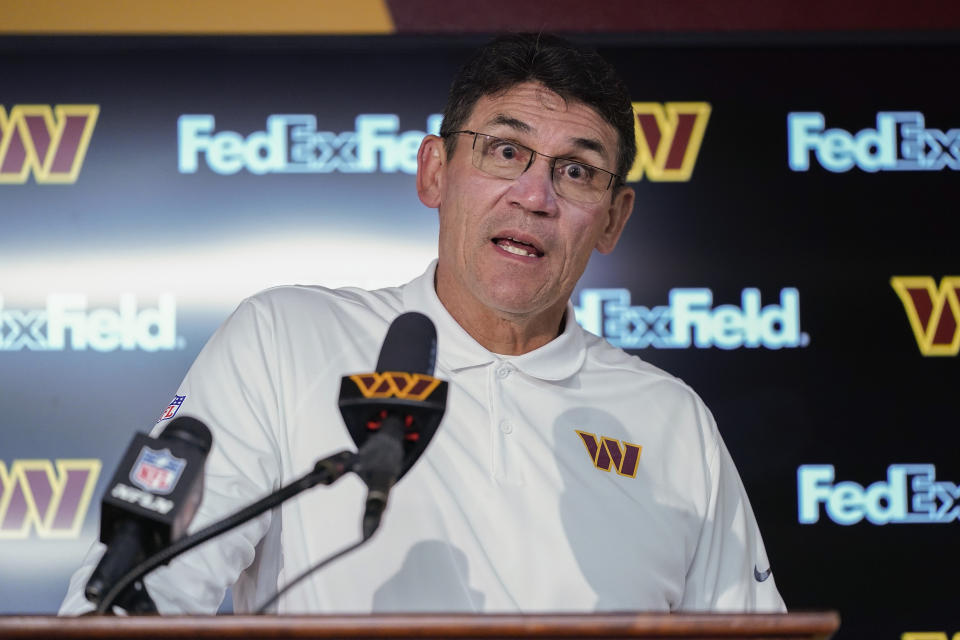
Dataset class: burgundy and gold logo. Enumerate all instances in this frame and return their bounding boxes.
[627,102,711,182]
[891,276,960,356]
[0,104,99,184]
[576,431,642,478]
[0,459,101,539]
[349,372,442,401]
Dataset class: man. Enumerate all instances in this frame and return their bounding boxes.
[62,33,785,614]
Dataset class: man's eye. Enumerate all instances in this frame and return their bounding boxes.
[489,141,522,161]
[560,162,595,182]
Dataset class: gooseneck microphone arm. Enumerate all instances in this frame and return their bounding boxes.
[354,414,405,539]
[95,450,356,614]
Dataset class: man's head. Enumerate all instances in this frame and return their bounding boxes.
[440,33,637,182]
[417,34,636,352]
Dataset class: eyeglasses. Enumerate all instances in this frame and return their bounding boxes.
[445,130,620,204]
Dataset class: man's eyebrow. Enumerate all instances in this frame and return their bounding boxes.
[570,137,607,158]
[485,115,608,160]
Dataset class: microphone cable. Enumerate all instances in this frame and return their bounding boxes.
[95,450,356,614]
[254,532,373,613]
[255,424,400,612]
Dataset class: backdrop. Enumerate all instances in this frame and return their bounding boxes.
[0,36,957,639]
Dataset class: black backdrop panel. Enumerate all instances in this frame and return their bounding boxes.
[0,37,957,638]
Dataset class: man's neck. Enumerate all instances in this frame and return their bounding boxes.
[434,271,566,356]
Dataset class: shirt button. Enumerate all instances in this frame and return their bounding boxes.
[496,365,513,379]
[500,421,514,434]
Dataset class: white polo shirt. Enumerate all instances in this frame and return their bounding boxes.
[61,261,785,615]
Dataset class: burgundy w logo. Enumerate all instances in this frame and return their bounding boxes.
[0,459,101,538]
[0,104,99,184]
[891,276,960,356]
[575,431,642,478]
[627,102,711,182]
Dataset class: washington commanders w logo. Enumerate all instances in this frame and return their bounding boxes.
[575,431,642,478]
[0,459,101,538]
[891,276,960,356]
[349,372,442,401]
[0,104,99,184]
[627,102,711,182]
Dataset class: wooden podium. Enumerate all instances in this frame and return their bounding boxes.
[0,612,839,639]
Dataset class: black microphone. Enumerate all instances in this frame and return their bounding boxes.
[338,312,447,538]
[84,416,212,610]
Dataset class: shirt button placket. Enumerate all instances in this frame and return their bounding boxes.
[490,361,522,485]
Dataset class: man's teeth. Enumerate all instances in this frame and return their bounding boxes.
[497,240,537,257]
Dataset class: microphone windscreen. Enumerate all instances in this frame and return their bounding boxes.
[160,416,213,454]
[375,312,437,375]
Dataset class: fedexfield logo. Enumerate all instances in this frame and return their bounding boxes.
[891,276,960,356]
[627,102,711,182]
[0,459,101,538]
[788,111,960,172]
[0,294,183,352]
[798,464,960,525]
[178,113,442,175]
[0,104,99,184]
[574,287,808,350]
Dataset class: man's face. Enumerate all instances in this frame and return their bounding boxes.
[419,82,634,323]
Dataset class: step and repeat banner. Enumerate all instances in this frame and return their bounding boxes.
[1,38,957,638]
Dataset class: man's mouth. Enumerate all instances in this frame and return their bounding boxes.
[492,236,544,258]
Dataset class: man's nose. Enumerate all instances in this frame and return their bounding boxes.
[508,154,559,216]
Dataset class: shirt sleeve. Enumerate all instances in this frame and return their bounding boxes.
[679,399,787,612]
[59,296,284,615]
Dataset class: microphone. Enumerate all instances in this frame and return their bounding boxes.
[89,317,445,613]
[84,416,212,610]
[338,312,447,538]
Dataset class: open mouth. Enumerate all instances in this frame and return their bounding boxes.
[492,236,544,258]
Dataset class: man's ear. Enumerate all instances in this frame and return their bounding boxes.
[596,185,635,254]
[417,135,445,208]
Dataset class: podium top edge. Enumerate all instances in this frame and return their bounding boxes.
[0,611,841,640]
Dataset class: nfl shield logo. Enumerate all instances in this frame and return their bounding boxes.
[130,446,186,494]
[157,395,186,422]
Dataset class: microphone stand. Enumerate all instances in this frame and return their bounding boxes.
[112,580,159,614]
[94,450,356,615]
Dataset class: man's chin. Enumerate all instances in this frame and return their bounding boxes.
[479,286,556,319]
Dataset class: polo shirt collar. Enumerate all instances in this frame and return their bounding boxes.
[402,261,586,381]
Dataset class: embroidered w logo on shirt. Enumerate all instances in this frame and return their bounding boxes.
[575,430,642,478]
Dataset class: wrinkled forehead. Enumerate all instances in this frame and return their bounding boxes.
[465,83,620,163]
